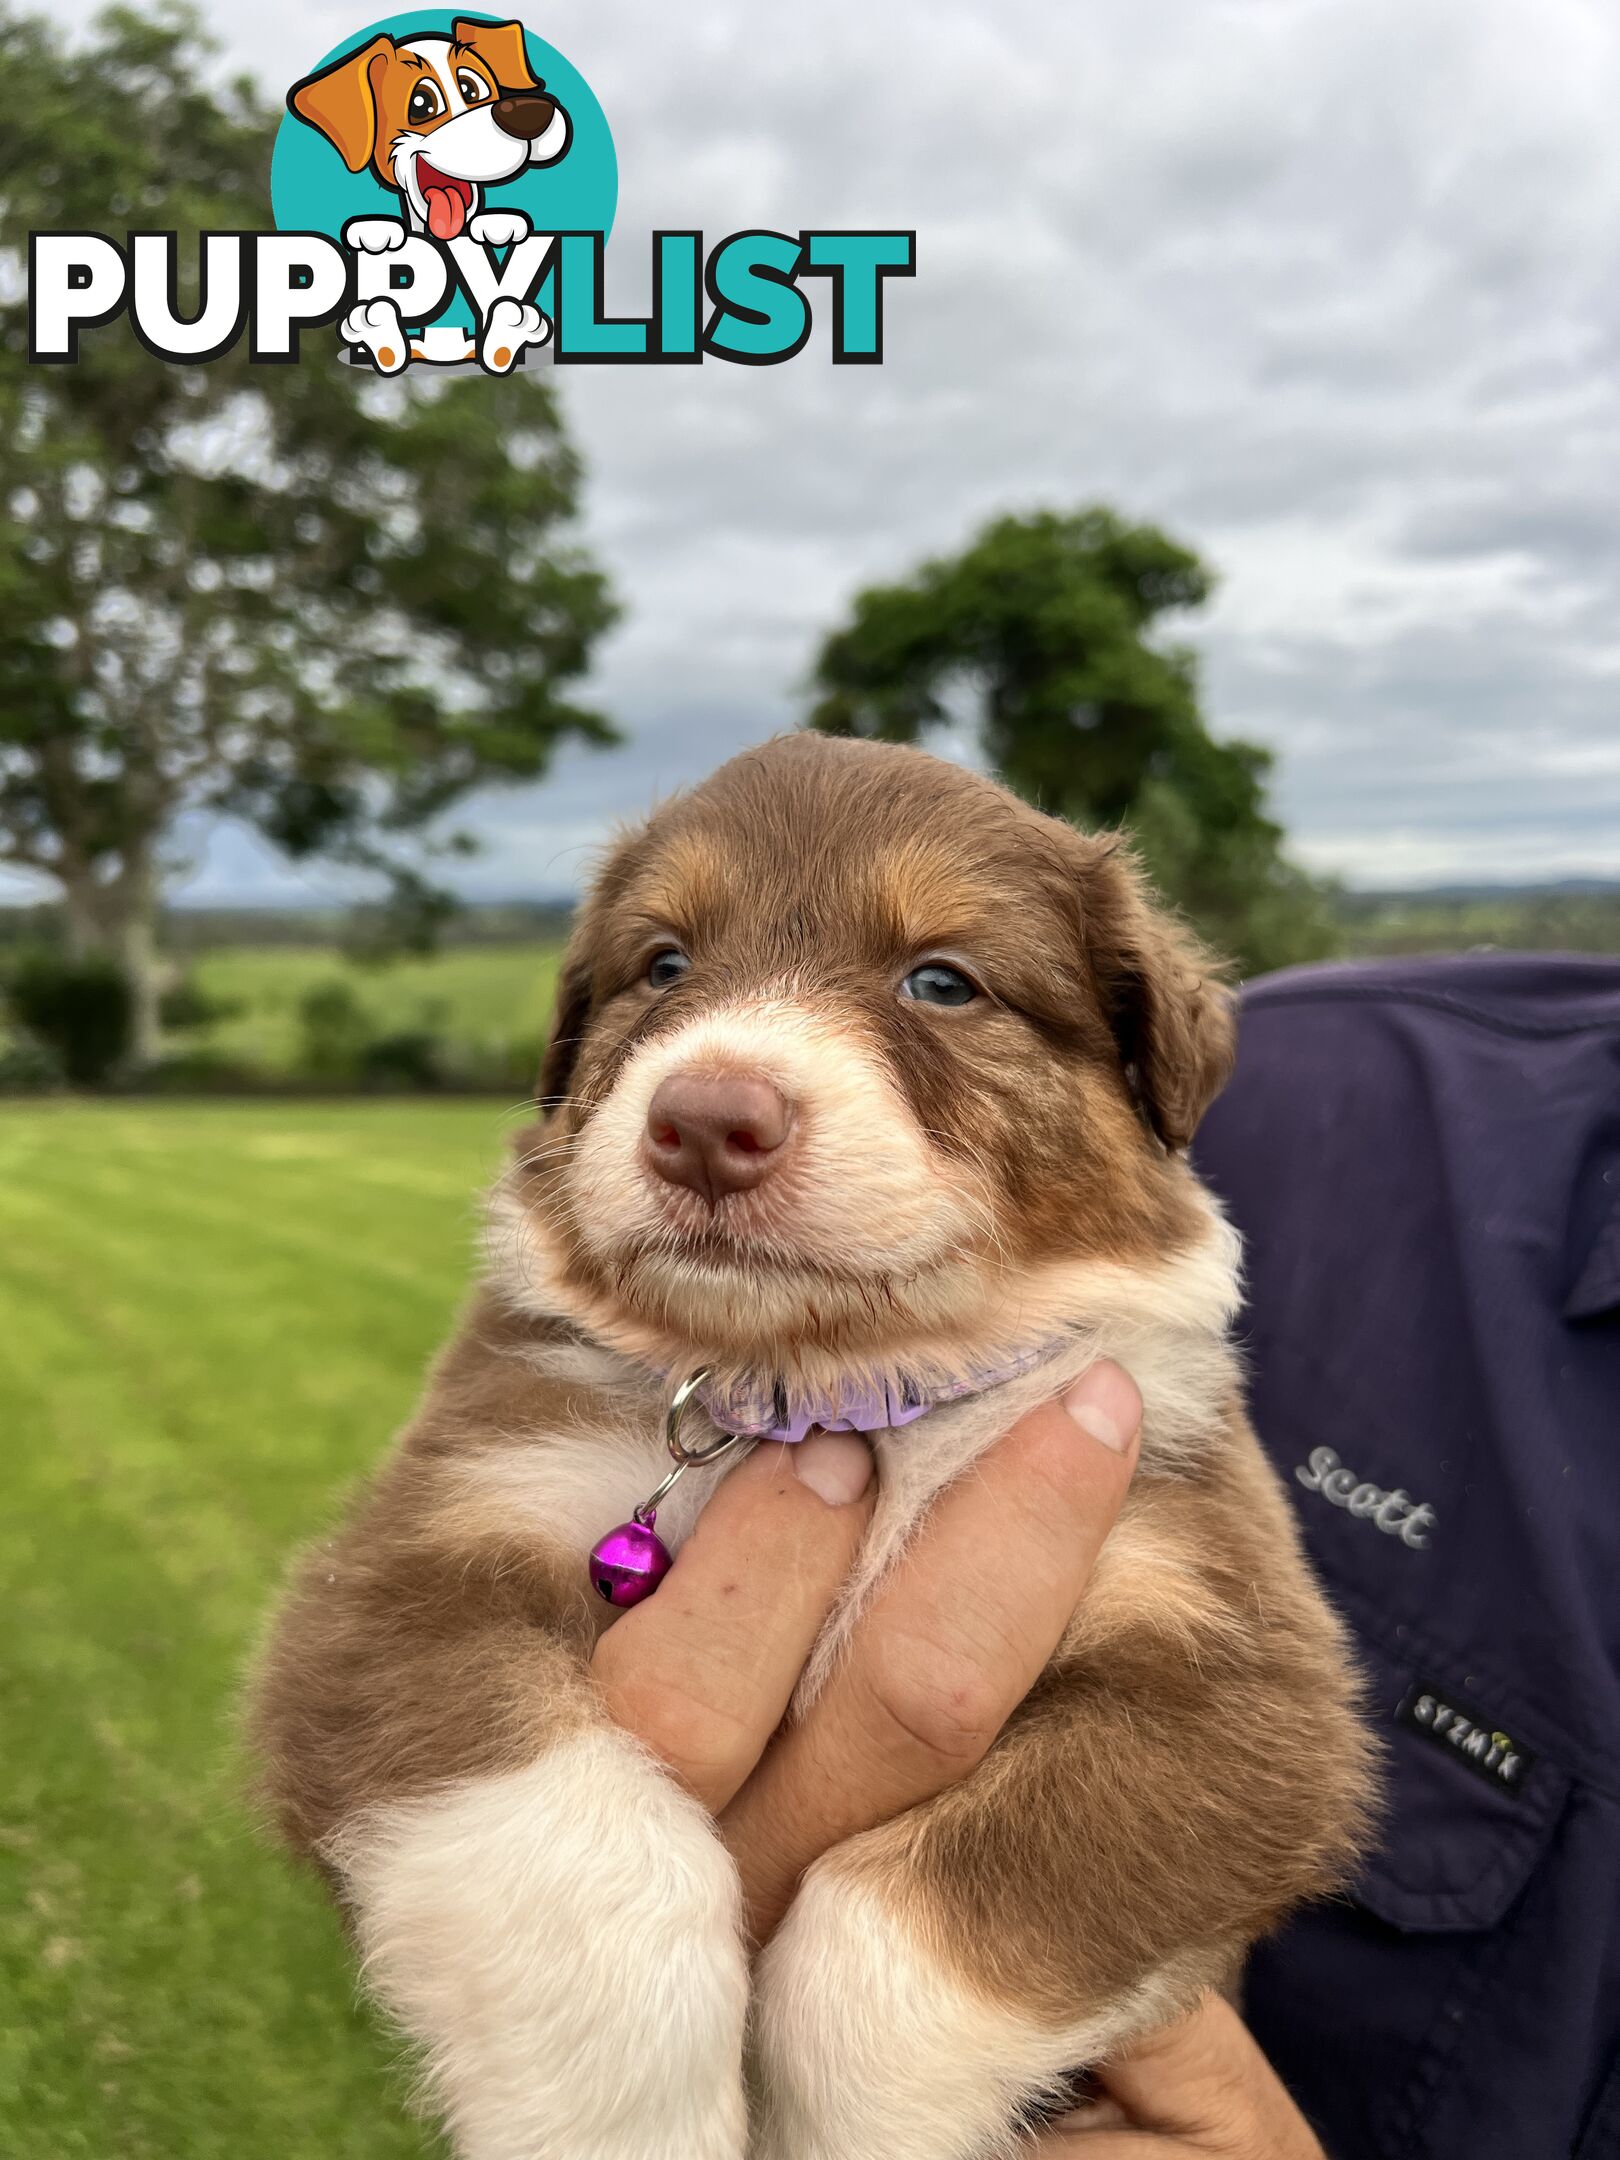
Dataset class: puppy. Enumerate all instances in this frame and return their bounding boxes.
[288,17,568,374]
[250,734,1374,2160]
[289,18,570,242]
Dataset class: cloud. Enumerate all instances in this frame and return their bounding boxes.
[23,0,1620,898]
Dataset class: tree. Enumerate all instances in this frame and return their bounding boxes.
[808,508,1339,975]
[0,3,618,1061]
[5,950,132,1086]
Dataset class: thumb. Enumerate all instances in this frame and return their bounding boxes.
[1039,1996,1325,2158]
[1036,2133,1195,2157]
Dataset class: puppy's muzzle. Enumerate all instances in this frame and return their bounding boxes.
[644,1070,794,1205]
[493,92,558,141]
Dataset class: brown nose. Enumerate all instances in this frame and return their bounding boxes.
[645,1071,792,1204]
[492,92,558,141]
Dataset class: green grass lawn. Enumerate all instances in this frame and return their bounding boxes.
[188,943,564,1073]
[0,1101,524,2158]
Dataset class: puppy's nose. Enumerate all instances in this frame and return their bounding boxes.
[645,1071,792,1203]
[492,92,558,140]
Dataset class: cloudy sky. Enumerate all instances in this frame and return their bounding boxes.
[39,0,1620,897]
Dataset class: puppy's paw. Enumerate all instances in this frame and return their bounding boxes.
[481,296,550,373]
[343,216,409,254]
[751,1855,1148,2160]
[330,1726,748,2160]
[468,209,532,249]
[340,298,408,373]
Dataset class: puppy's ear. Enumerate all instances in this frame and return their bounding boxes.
[288,35,391,173]
[452,17,539,90]
[537,949,592,1114]
[1078,838,1236,1150]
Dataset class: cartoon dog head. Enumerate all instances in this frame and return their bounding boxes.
[289,17,571,241]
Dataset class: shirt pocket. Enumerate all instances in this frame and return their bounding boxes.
[1245,1625,1573,2160]
[1352,1644,1567,1934]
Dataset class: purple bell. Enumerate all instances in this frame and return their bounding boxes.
[588,1373,756,1610]
[589,1513,673,1608]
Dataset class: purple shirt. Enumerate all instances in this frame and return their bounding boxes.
[1192,955,1620,2160]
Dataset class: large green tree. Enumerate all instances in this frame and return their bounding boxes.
[0,3,617,1060]
[808,508,1338,974]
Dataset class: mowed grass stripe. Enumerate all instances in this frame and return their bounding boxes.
[1,1099,502,1235]
[0,1104,481,2159]
[0,1105,491,1610]
[0,1186,444,1550]
[0,1151,484,1316]
[0,1105,497,1368]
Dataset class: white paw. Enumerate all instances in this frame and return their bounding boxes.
[342,216,408,254]
[340,298,408,374]
[469,209,531,249]
[329,1729,749,2160]
[753,1862,1139,2160]
[481,296,550,373]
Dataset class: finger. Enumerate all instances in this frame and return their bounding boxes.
[591,1430,874,1816]
[1091,1996,1325,2157]
[1030,2094,1189,2158]
[721,1361,1140,1940]
[1032,2130,1194,2156]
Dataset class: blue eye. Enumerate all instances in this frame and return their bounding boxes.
[647,949,691,989]
[901,962,978,1008]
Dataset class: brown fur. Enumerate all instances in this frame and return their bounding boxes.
[250,1295,609,1853]
[288,19,539,184]
[832,1415,1373,2024]
[250,732,1372,2143]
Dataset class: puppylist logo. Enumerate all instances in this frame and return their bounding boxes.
[27,10,915,374]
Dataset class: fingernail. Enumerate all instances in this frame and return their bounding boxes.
[1061,1361,1142,1455]
[792,1430,874,1506]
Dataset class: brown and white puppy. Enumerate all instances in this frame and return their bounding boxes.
[251,734,1374,2160]
[289,18,570,242]
[288,18,568,373]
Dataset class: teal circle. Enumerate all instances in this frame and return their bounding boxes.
[270,9,616,240]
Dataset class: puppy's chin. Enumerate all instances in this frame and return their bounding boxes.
[576,1151,969,1276]
[566,1210,983,1366]
[492,1170,1005,1378]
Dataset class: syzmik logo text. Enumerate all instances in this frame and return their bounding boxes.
[27,13,914,375]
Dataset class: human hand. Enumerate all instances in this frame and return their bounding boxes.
[589,1420,880,1818]
[590,1362,1143,1941]
[1035,1994,1325,2158]
[592,1379,1318,2159]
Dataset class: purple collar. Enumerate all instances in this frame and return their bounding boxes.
[694,1339,1065,1445]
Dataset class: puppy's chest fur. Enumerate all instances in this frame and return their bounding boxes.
[450,1276,1248,1705]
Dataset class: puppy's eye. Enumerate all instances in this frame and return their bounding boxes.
[407,81,445,125]
[456,70,490,105]
[901,962,978,1008]
[647,949,691,990]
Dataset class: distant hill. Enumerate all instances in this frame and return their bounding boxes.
[1335,881,1620,959]
[1339,877,1620,907]
[0,897,579,951]
[0,882,1616,960]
